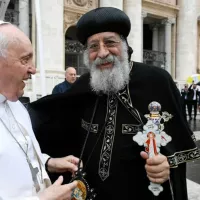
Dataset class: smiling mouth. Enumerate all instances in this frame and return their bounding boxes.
[97,62,113,69]
[23,75,31,81]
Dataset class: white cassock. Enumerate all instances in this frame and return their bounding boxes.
[0,97,51,200]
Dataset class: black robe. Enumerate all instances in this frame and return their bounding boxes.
[29,62,200,200]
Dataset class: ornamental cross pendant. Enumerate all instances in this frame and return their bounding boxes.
[27,161,40,192]
[133,101,172,196]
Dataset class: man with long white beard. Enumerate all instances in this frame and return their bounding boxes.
[84,38,130,94]
[30,7,200,200]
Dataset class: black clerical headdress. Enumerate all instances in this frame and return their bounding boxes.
[76,7,131,45]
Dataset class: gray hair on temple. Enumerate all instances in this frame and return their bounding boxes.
[0,20,10,58]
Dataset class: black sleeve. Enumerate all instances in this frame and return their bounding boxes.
[28,94,84,183]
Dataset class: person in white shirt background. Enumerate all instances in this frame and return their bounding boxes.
[0,21,78,200]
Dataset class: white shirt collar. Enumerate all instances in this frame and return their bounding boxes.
[0,94,6,103]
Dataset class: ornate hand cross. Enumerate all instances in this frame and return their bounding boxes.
[133,101,172,196]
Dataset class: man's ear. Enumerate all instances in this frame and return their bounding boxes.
[123,37,133,62]
[128,46,133,62]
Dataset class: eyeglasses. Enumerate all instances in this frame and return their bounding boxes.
[87,39,121,53]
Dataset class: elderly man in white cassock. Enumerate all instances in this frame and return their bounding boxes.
[0,21,78,200]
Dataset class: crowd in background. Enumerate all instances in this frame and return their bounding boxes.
[180,82,200,120]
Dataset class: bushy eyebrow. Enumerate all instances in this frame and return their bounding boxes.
[20,52,33,59]
[103,36,118,40]
[89,36,120,43]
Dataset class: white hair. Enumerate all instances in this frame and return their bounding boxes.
[0,21,10,58]
[83,39,130,94]
[0,33,9,57]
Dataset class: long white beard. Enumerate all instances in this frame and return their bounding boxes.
[83,41,130,94]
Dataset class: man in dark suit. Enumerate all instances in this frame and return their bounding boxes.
[187,83,199,120]
[181,84,189,119]
[52,67,77,94]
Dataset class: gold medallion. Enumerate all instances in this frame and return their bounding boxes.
[71,170,96,200]
[72,180,87,200]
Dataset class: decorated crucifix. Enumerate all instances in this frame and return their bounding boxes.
[133,101,173,196]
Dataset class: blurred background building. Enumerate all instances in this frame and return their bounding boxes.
[2,0,200,101]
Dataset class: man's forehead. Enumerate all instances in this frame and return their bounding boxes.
[66,67,76,73]
[7,34,33,57]
[68,69,76,73]
[87,32,120,43]
[8,36,31,49]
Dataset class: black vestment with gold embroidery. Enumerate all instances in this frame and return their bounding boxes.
[29,62,200,200]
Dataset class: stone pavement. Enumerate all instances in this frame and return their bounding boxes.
[187,179,200,200]
[187,133,200,200]
[187,116,200,200]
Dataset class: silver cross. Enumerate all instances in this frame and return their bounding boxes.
[28,161,40,192]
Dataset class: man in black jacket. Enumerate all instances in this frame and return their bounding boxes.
[181,84,189,119]
[187,83,199,120]
[52,67,77,94]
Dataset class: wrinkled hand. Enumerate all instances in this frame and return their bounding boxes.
[140,151,170,184]
[39,176,77,200]
[47,155,81,173]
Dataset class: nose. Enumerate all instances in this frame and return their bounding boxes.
[97,43,109,59]
[29,65,36,75]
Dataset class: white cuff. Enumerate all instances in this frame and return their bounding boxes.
[43,153,51,164]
